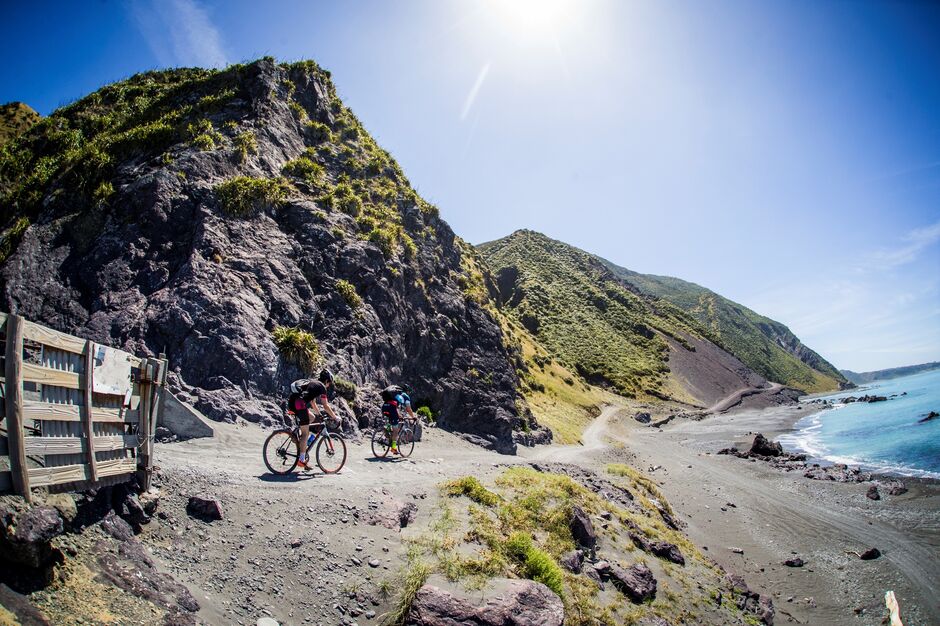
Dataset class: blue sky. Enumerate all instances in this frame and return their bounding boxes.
[2,0,938,373]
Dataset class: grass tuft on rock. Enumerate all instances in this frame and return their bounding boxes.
[214,176,287,217]
[443,476,500,507]
[335,279,362,309]
[271,326,321,373]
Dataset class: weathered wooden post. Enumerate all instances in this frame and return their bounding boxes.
[81,340,98,482]
[136,358,153,491]
[4,314,30,502]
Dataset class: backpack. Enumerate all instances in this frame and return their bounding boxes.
[291,379,312,394]
[380,384,403,402]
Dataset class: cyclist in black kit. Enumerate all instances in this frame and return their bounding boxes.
[287,369,339,469]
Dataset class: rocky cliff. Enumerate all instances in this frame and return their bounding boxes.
[0,58,545,453]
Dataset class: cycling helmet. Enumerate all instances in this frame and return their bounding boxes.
[401,383,412,395]
[318,368,334,385]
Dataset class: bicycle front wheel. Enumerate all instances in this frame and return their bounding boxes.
[371,427,391,458]
[397,427,415,458]
[263,429,299,475]
[316,433,347,474]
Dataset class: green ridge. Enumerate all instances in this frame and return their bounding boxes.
[600,261,846,393]
[479,230,711,398]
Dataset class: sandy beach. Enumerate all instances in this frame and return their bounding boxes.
[608,405,940,625]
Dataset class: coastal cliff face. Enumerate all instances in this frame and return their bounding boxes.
[0,58,544,453]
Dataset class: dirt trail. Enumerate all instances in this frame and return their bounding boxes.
[527,404,618,463]
[706,382,784,413]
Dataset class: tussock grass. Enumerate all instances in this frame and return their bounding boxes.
[443,476,500,507]
[271,326,320,373]
[335,279,362,309]
[214,176,287,216]
[379,559,431,626]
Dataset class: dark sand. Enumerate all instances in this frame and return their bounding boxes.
[610,405,940,625]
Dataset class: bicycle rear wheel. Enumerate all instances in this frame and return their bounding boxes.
[263,429,299,475]
[397,427,415,458]
[316,433,347,474]
[371,427,391,458]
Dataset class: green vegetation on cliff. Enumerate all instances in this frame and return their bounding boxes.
[0,102,40,146]
[480,230,711,399]
[600,262,846,393]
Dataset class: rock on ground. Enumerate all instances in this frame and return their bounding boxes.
[406,580,564,626]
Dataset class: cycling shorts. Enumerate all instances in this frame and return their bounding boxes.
[382,401,400,426]
[293,397,312,426]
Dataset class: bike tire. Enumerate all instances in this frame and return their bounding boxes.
[371,427,391,458]
[263,429,299,475]
[397,427,415,458]
[316,433,347,474]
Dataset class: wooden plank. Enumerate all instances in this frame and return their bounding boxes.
[4,314,30,502]
[137,358,153,491]
[28,457,136,488]
[24,435,135,456]
[22,321,87,355]
[22,363,81,389]
[81,340,97,482]
[22,402,138,424]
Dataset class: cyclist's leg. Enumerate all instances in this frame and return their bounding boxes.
[296,405,312,462]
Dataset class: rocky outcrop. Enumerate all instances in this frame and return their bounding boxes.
[919,410,939,423]
[0,502,63,570]
[0,58,545,454]
[406,580,564,626]
[725,573,775,625]
[569,506,596,552]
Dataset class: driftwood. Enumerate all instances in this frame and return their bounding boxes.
[885,591,903,626]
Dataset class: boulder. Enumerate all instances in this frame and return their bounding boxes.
[100,512,135,542]
[633,412,651,424]
[609,563,657,603]
[186,496,223,522]
[749,433,783,457]
[406,580,564,626]
[858,547,881,560]
[0,504,64,569]
[882,481,908,496]
[783,557,804,567]
[725,573,774,625]
[866,485,880,501]
[559,549,583,574]
[0,583,51,625]
[569,506,596,552]
[918,410,939,423]
[650,541,685,566]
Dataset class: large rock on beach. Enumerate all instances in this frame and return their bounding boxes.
[749,433,783,457]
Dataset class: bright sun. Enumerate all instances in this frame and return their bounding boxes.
[486,0,580,41]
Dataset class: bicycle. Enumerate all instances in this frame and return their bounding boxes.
[262,406,347,475]
[371,416,416,458]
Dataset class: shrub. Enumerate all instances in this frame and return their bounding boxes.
[187,119,223,151]
[289,100,307,121]
[340,193,363,216]
[416,405,434,422]
[214,176,287,217]
[0,217,29,264]
[333,377,357,402]
[281,156,323,186]
[368,227,397,257]
[271,326,321,373]
[504,532,564,597]
[233,130,258,163]
[305,120,332,143]
[444,477,500,507]
[335,279,362,309]
[93,180,114,205]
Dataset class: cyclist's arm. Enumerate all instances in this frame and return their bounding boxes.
[316,395,338,420]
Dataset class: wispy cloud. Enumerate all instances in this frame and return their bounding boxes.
[132,0,227,69]
[461,62,491,121]
[867,220,940,270]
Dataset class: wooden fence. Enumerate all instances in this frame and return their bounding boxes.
[0,312,167,502]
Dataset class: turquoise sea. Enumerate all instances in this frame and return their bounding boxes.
[779,368,940,479]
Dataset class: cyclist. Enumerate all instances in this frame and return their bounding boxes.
[380,383,416,455]
[289,369,339,469]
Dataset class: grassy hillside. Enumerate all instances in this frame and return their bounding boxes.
[480,230,713,399]
[601,263,846,393]
[841,361,939,385]
[0,102,39,145]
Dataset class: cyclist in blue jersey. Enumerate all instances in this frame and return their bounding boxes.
[380,383,416,455]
